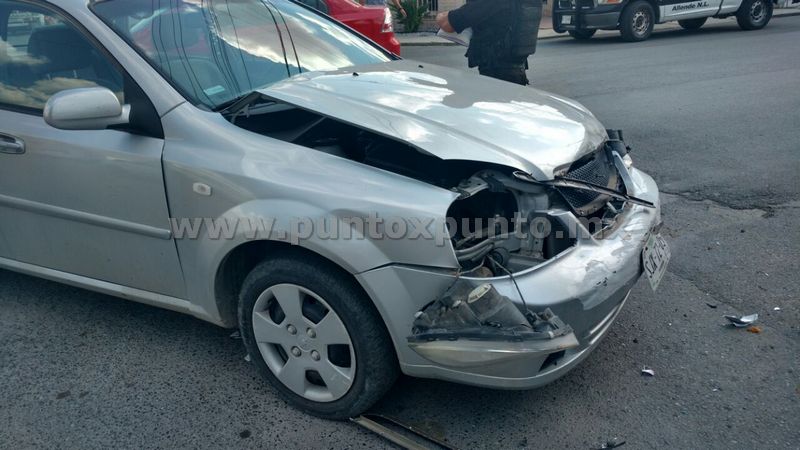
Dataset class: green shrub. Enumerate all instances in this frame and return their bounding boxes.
[391,0,429,33]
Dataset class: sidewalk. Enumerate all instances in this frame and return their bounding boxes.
[397,7,800,46]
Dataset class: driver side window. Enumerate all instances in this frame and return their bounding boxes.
[0,1,124,112]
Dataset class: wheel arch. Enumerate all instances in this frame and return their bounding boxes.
[214,240,367,327]
[214,239,282,327]
[645,0,661,23]
[212,240,394,348]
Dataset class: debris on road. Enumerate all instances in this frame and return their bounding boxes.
[244,354,252,362]
[706,302,718,309]
[773,307,781,311]
[723,314,758,328]
[230,331,242,339]
[595,437,626,449]
[746,326,762,334]
[352,414,457,450]
[641,367,656,377]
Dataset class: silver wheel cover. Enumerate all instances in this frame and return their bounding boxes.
[252,284,356,402]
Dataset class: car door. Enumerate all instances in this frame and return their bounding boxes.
[0,0,185,298]
[659,0,724,21]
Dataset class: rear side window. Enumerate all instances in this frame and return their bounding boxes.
[0,1,124,111]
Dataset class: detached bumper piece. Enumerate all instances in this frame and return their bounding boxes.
[407,281,578,368]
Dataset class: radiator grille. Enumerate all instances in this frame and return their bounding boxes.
[558,149,619,215]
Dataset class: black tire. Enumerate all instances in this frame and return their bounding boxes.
[238,251,398,420]
[568,29,597,40]
[678,17,707,30]
[736,0,772,30]
[620,0,655,42]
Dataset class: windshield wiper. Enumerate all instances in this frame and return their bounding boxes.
[213,91,268,115]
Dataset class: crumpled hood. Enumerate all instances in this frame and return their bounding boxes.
[259,60,607,180]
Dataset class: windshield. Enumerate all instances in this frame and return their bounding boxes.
[92,0,391,109]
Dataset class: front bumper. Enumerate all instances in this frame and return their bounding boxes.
[356,167,661,389]
[553,4,623,32]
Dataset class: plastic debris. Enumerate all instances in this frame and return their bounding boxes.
[723,313,758,327]
[244,354,252,362]
[641,367,655,377]
[230,331,242,339]
[595,437,626,449]
[773,307,781,311]
[746,326,762,334]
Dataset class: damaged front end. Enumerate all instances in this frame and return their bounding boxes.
[443,129,653,277]
[221,74,662,385]
[399,131,659,380]
[408,280,578,368]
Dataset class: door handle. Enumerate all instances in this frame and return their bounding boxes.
[0,134,25,154]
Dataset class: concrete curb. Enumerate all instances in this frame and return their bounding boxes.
[399,32,568,46]
[398,10,800,46]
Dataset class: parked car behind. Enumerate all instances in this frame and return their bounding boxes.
[553,0,775,41]
[296,0,401,54]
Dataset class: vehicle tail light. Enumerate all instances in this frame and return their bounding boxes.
[382,7,394,33]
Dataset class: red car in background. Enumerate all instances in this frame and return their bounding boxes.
[296,0,401,55]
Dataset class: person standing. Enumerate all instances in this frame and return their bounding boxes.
[362,0,407,18]
[436,0,541,85]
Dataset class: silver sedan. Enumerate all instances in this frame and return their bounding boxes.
[0,0,667,419]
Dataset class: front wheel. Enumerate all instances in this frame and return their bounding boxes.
[620,0,655,42]
[737,0,772,30]
[238,252,398,420]
[568,29,597,40]
[678,17,707,30]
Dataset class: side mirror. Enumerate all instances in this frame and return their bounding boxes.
[44,87,130,130]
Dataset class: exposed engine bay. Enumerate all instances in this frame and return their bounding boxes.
[229,98,655,280]
[229,100,651,278]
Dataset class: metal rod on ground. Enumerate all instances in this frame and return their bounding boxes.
[351,414,459,450]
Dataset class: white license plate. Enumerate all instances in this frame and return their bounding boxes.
[561,15,572,24]
[642,233,670,291]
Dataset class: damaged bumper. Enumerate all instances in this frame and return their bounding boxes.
[408,282,581,368]
[356,167,661,389]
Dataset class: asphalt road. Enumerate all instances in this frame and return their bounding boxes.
[2,15,799,450]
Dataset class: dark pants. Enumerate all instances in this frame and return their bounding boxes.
[478,64,529,86]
